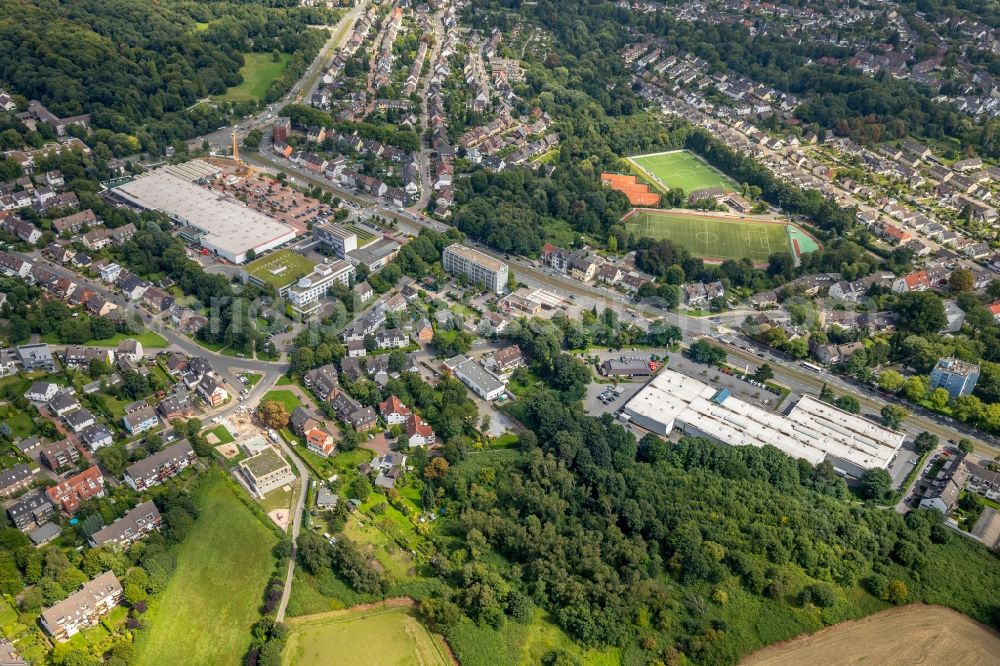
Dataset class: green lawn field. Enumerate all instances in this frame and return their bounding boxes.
[133,473,278,666]
[623,209,795,264]
[214,52,292,102]
[243,249,315,292]
[261,390,301,414]
[41,330,168,348]
[283,606,450,666]
[629,150,736,193]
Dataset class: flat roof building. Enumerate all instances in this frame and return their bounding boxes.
[314,223,358,258]
[288,260,355,316]
[444,355,506,401]
[442,243,509,294]
[929,357,980,400]
[111,161,296,264]
[621,369,905,477]
[239,448,295,498]
[16,343,54,371]
[347,237,401,273]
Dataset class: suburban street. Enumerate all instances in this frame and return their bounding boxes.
[197,1,368,151]
[234,151,1000,464]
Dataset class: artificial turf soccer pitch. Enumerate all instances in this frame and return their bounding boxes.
[623,209,798,264]
[628,150,736,193]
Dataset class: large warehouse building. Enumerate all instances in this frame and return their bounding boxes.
[621,368,905,477]
[111,161,297,264]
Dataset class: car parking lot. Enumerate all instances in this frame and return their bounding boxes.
[583,381,644,415]
[667,352,783,408]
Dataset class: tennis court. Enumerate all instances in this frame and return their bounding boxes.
[622,209,808,265]
[629,150,736,193]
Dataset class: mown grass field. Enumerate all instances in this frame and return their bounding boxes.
[214,52,292,102]
[261,390,301,414]
[41,330,168,348]
[133,473,278,666]
[622,208,794,264]
[628,149,736,193]
[283,605,450,666]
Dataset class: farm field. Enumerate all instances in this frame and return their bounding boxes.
[214,52,291,102]
[133,473,278,666]
[282,604,450,666]
[628,149,736,193]
[622,208,812,265]
[243,249,315,292]
[742,605,1000,666]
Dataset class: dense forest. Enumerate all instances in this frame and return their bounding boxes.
[0,0,334,150]
[422,350,1000,664]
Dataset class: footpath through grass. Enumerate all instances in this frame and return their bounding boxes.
[133,472,278,666]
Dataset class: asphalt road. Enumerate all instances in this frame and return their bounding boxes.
[198,1,368,151]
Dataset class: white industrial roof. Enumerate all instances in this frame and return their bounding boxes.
[114,164,296,262]
[623,369,904,470]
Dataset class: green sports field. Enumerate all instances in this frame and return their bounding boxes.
[623,209,808,265]
[629,150,736,193]
[243,248,315,292]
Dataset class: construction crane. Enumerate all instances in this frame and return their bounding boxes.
[231,129,240,164]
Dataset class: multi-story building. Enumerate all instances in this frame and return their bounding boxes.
[40,571,123,642]
[314,223,358,258]
[272,117,291,144]
[304,363,340,402]
[238,448,295,497]
[0,464,33,498]
[123,403,159,435]
[7,491,53,531]
[929,358,980,399]
[124,440,196,491]
[15,343,54,371]
[40,440,80,471]
[441,243,509,294]
[46,467,105,514]
[87,501,162,549]
[288,260,355,316]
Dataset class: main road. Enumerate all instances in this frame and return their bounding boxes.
[198,0,368,150]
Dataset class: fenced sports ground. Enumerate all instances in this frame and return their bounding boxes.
[627,149,736,193]
[622,208,820,266]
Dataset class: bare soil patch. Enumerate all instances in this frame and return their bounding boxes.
[215,443,238,459]
[741,605,1000,666]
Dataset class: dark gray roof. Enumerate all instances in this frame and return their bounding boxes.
[125,440,193,481]
[88,501,161,547]
[0,464,31,491]
[29,522,60,546]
